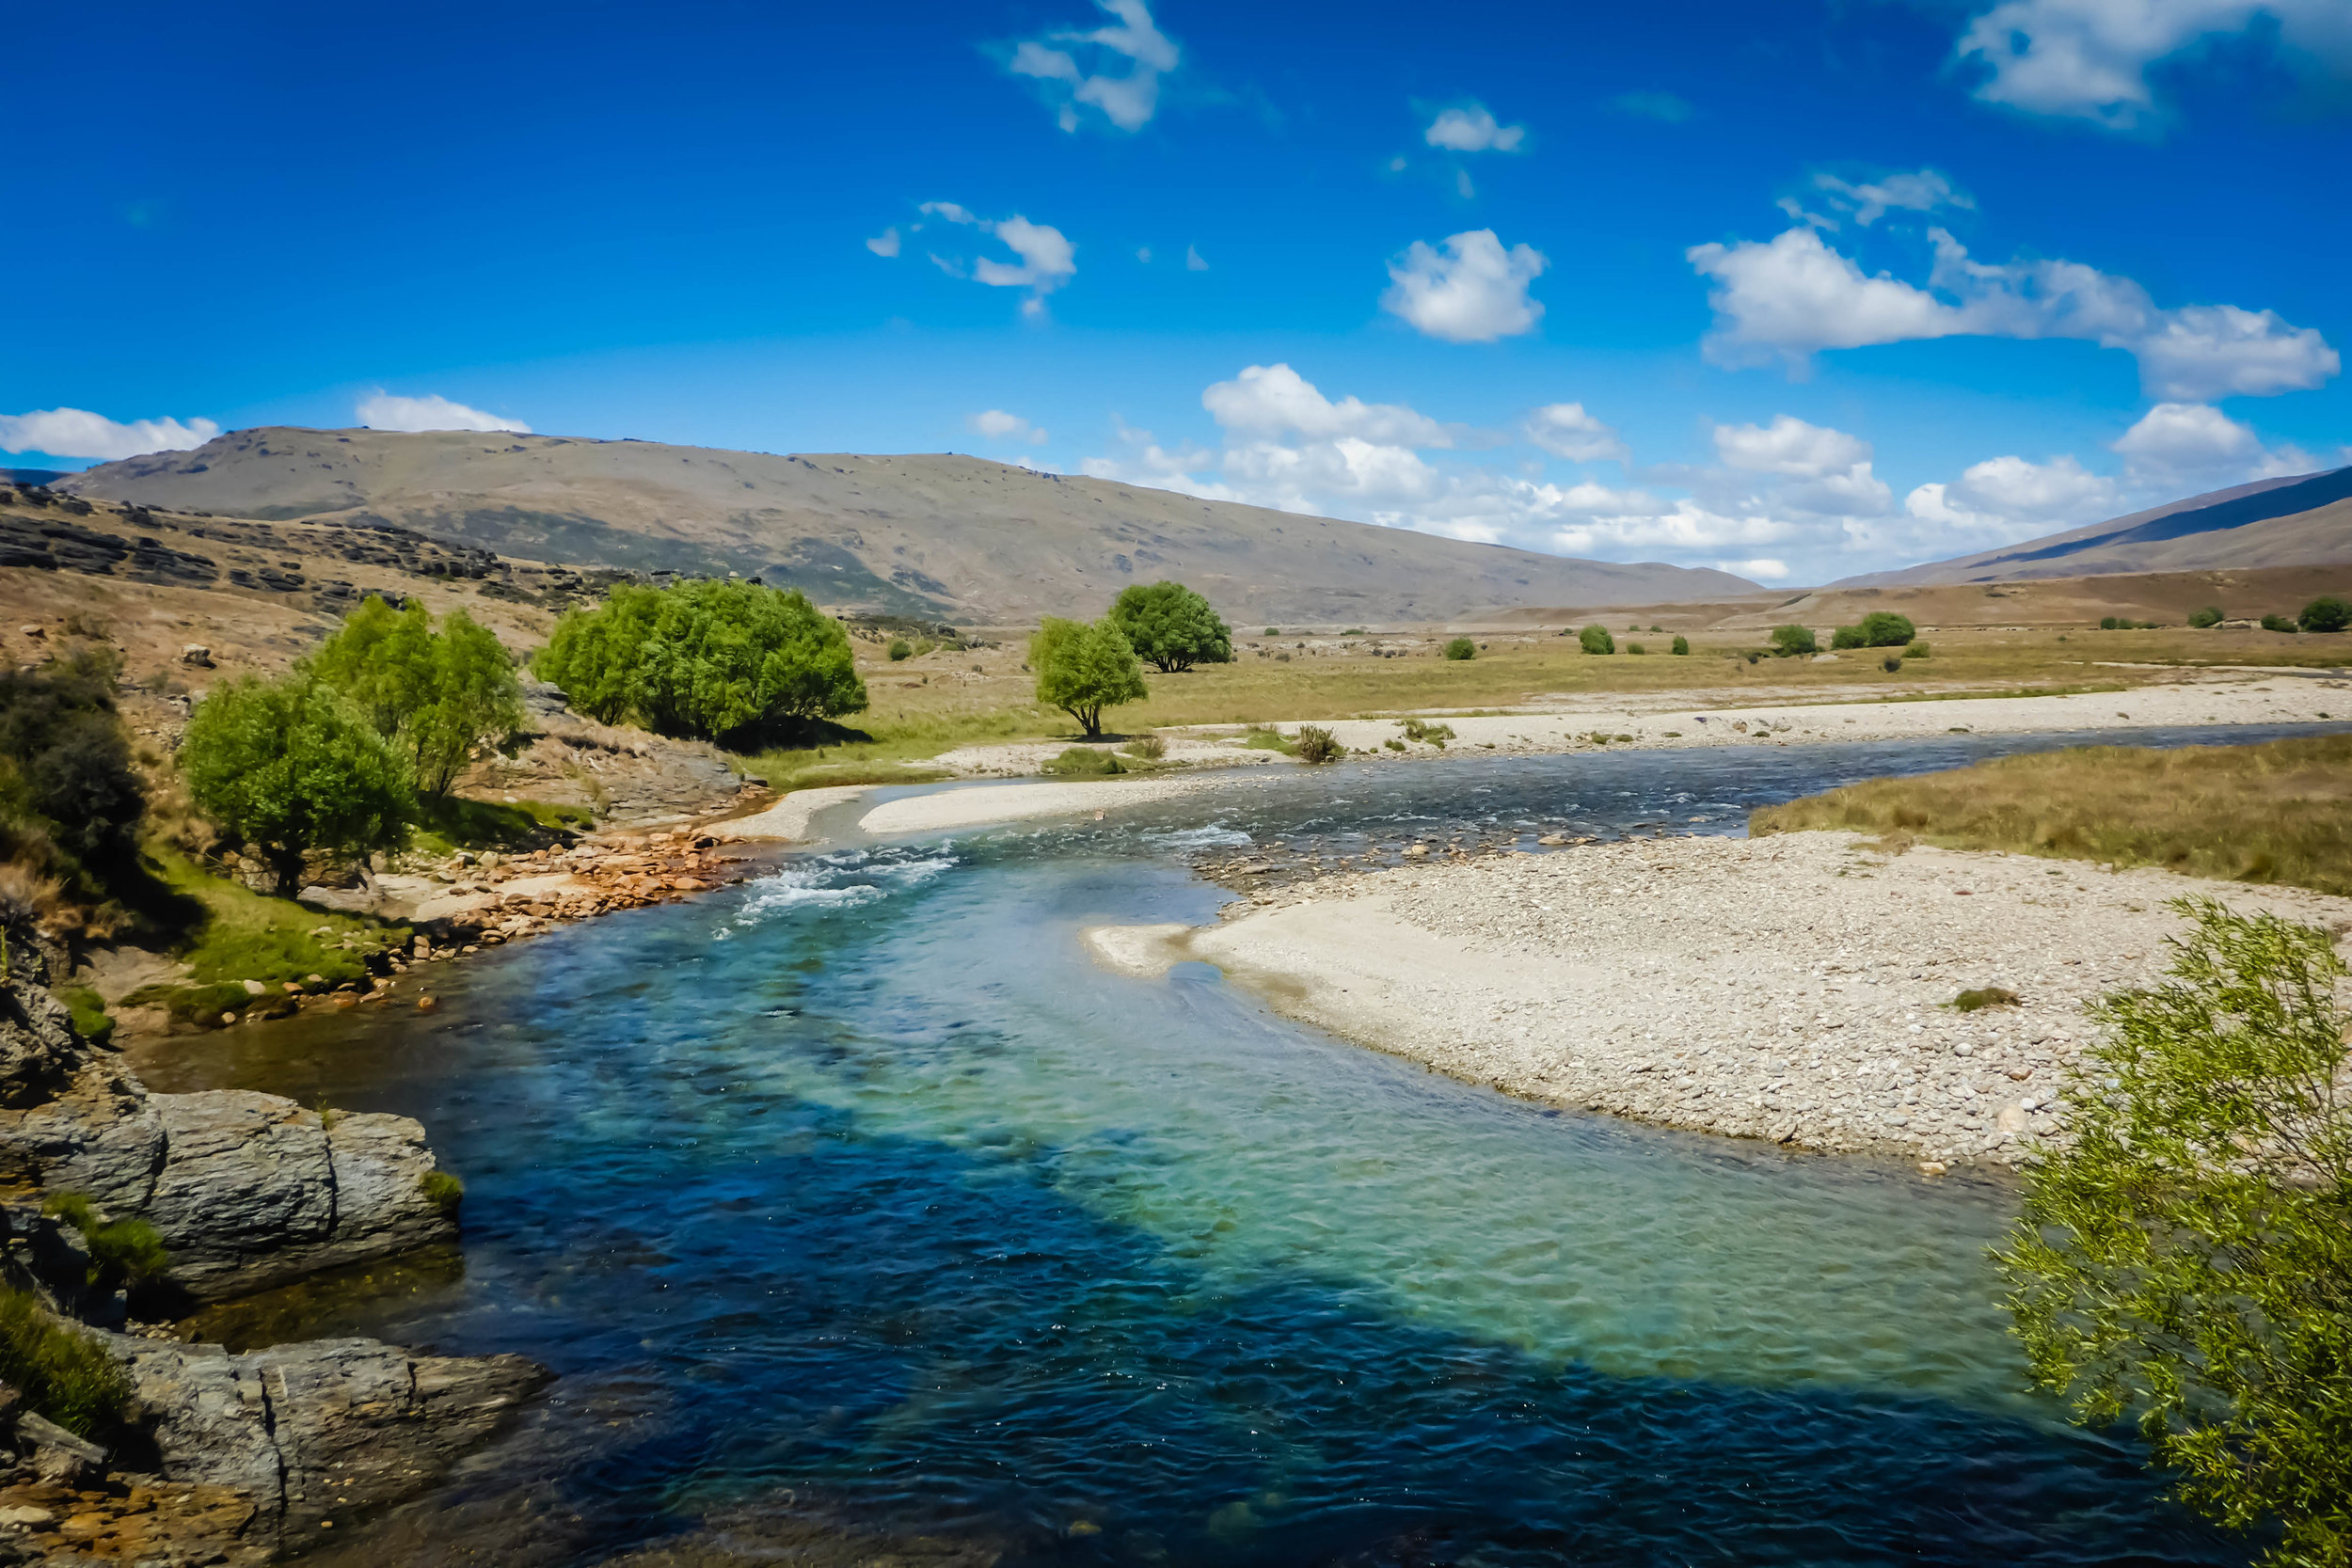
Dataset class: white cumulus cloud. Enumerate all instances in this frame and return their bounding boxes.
[866,227,901,258]
[1423,103,1527,152]
[919,203,1077,317]
[1903,453,2122,544]
[1522,404,1628,462]
[1007,0,1179,133]
[1955,0,2352,129]
[1201,363,1456,447]
[1688,222,2337,400]
[0,407,220,461]
[969,409,1048,445]
[1381,230,1548,343]
[357,392,530,434]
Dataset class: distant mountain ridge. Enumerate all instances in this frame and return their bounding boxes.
[1837,467,2352,588]
[62,427,1758,623]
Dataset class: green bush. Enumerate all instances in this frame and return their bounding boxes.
[1031,618,1149,738]
[1263,627,1279,638]
[1831,626,1866,650]
[310,597,523,795]
[1995,900,2352,1568]
[0,648,147,895]
[1042,747,1124,777]
[886,638,913,662]
[2261,613,2298,633]
[1905,641,1931,658]
[1383,737,1406,752]
[1882,655,1903,673]
[1626,641,1647,655]
[1770,625,1818,657]
[535,579,866,743]
[2099,616,2121,630]
[1398,718,1454,745]
[1578,625,1615,656]
[2186,607,2224,628]
[181,676,415,896]
[1670,635,1690,656]
[0,1289,131,1439]
[1107,581,1232,672]
[1443,638,1476,660]
[418,1170,465,1215]
[2300,595,2351,634]
[1292,724,1342,764]
[1858,611,1915,647]
[1120,733,1167,760]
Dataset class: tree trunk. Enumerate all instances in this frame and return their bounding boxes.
[268,845,308,899]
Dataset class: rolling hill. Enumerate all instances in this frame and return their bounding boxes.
[61,427,1757,624]
[1836,466,2352,588]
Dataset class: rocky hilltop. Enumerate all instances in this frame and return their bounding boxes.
[62,428,1761,624]
[0,914,545,1562]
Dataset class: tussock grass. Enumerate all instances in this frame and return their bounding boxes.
[1752,734,2352,895]
[0,1289,132,1438]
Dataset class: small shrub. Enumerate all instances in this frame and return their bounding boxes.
[2186,606,2223,628]
[1904,641,1931,659]
[886,638,913,661]
[1670,635,1690,656]
[1398,718,1455,745]
[1263,627,1279,637]
[1042,747,1125,776]
[0,1289,132,1438]
[418,1169,465,1215]
[1384,737,1406,752]
[1626,641,1647,655]
[1648,625,1663,632]
[1292,725,1342,765]
[1341,626,1365,636]
[42,1193,168,1289]
[1770,625,1818,657]
[2300,594,2351,633]
[1443,638,1475,660]
[1831,626,1866,650]
[57,985,113,1047]
[1882,655,1903,673]
[2099,616,2121,630]
[1951,986,2020,1012]
[1578,625,1615,656]
[1120,733,1167,760]
[2260,612,2297,633]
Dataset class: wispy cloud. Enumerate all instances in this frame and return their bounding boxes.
[1005,0,1180,133]
[357,391,530,433]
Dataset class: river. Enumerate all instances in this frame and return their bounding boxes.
[138,724,2326,1566]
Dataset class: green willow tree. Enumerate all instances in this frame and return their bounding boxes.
[310,597,523,795]
[1106,581,1232,673]
[180,676,415,895]
[533,579,866,743]
[1996,898,2350,1567]
[1031,616,1148,738]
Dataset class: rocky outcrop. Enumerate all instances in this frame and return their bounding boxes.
[0,922,454,1302]
[109,1335,548,1553]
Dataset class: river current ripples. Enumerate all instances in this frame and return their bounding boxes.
[140,723,2341,1567]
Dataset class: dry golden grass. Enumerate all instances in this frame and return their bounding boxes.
[1751,734,2352,895]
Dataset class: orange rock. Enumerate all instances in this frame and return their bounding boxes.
[417,996,438,1013]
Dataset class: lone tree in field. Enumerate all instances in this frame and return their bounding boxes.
[1107,581,1232,673]
[310,597,523,795]
[1578,625,1615,655]
[1031,617,1148,738]
[1995,898,2350,1568]
[2301,594,2351,634]
[535,578,866,744]
[1770,625,1819,657]
[180,676,415,895]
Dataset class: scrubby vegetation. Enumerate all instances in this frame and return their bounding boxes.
[0,1288,132,1439]
[1398,718,1455,746]
[2186,606,2223,628]
[1107,581,1232,673]
[1950,986,2019,1012]
[1751,734,2352,894]
[2262,613,2298,633]
[1120,733,1167,760]
[1041,746,1126,776]
[1578,625,1615,655]
[1996,901,2350,1567]
[0,648,150,926]
[310,597,522,795]
[419,1170,465,1215]
[1292,724,1343,764]
[1671,636,1689,656]
[1444,638,1476,660]
[2302,594,2350,633]
[1904,641,1931,659]
[43,1192,169,1291]
[1770,625,1818,657]
[1030,617,1149,738]
[1836,612,1915,649]
[534,578,867,743]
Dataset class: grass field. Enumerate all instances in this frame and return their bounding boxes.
[1750,733,2352,895]
[736,622,2352,784]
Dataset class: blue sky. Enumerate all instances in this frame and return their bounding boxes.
[5,0,2347,582]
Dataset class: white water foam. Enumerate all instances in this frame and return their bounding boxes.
[727,849,960,931]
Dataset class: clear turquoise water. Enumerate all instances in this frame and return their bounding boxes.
[147,728,2320,1566]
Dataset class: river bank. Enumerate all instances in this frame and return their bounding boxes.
[1090,830,2352,1171]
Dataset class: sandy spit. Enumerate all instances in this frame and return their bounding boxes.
[1111,832,2352,1170]
[720,785,883,842]
[859,776,1219,834]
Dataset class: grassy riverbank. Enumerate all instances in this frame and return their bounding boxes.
[1751,733,2352,895]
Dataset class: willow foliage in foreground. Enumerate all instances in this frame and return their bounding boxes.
[1996,898,2351,1566]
